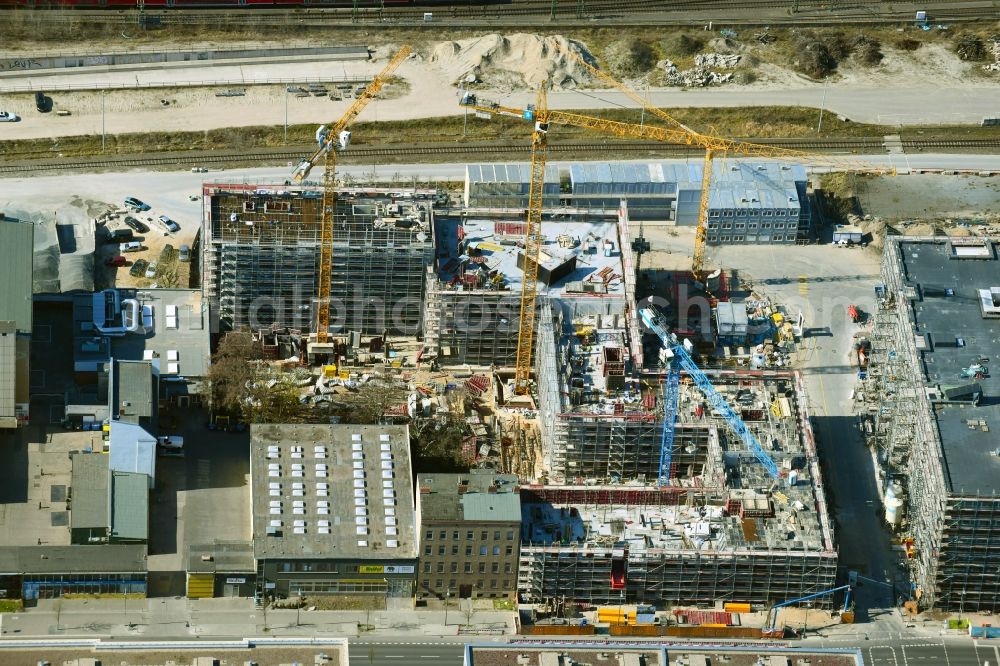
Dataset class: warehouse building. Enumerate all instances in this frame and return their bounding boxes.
[464,161,810,241]
[0,218,34,428]
[250,424,417,604]
[415,470,521,600]
[0,545,147,601]
[69,452,149,545]
[202,184,434,336]
[864,237,1000,611]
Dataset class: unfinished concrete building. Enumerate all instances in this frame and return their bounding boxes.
[423,208,633,368]
[864,238,1000,612]
[528,288,836,606]
[202,184,434,335]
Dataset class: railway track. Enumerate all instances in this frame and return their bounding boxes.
[2,137,998,175]
[1,0,993,25]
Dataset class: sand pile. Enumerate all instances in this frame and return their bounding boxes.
[430,33,594,90]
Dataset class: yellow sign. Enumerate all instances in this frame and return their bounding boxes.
[358,565,385,574]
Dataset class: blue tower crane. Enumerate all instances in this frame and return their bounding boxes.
[639,305,782,485]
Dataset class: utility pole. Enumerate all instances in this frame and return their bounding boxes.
[101,90,106,153]
[444,588,450,625]
[284,89,288,145]
[816,83,829,134]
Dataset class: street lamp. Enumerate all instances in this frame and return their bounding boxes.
[444,588,451,625]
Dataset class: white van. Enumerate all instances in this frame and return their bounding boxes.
[120,241,143,253]
[157,435,184,457]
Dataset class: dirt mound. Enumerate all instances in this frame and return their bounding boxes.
[430,33,593,90]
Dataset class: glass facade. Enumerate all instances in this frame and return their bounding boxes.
[22,574,147,600]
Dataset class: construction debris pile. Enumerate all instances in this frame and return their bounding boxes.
[659,58,735,86]
[694,53,742,68]
[984,38,1000,72]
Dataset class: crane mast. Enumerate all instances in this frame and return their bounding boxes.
[292,45,411,345]
[513,88,550,395]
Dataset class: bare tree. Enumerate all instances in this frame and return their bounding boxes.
[347,374,408,424]
[205,330,262,416]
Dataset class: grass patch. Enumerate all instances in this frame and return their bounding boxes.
[0,599,23,613]
[493,598,516,610]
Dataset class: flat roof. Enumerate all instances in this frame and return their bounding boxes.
[0,219,34,333]
[897,240,1000,494]
[110,471,148,541]
[465,645,862,666]
[111,359,156,427]
[437,216,626,297]
[417,470,521,523]
[70,452,109,531]
[0,544,147,574]
[110,289,210,378]
[251,424,416,561]
[187,541,255,573]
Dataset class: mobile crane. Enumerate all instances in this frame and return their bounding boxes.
[763,585,854,637]
[292,45,412,345]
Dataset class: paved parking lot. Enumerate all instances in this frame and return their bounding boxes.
[148,407,251,596]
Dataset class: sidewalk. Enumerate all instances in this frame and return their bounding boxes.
[1,597,517,639]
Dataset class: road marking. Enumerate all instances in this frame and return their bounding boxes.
[385,657,404,659]
[419,656,440,659]
[798,275,809,295]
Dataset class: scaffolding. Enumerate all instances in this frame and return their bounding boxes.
[203,186,433,335]
[863,237,1000,611]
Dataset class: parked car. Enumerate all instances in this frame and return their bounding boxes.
[124,216,149,234]
[129,258,149,277]
[35,92,52,113]
[108,228,134,242]
[120,241,143,253]
[158,215,180,233]
[156,435,184,457]
[0,111,19,122]
[178,244,191,262]
[124,196,150,212]
[105,255,127,267]
[144,261,158,279]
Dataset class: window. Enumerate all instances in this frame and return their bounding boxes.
[761,223,771,229]
[449,579,456,588]
[464,562,472,573]
[436,563,444,573]
[438,546,445,556]
[735,222,745,230]
[506,530,514,540]
[479,562,486,573]
[491,562,499,573]
[502,579,510,589]
[423,563,431,573]
[466,530,473,540]
[721,236,731,243]
[425,530,433,540]
[492,546,501,556]
[490,579,497,589]
[505,545,513,556]
[722,223,732,230]
[465,546,473,556]
[450,562,458,573]
[439,530,447,540]
[451,545,459,555]
[709,210,720,218]
[479,546,488,556]
[734,235,745,242]
[453,531,460,540]
[504,563,513,574]
[481,531,488,540]
[494,531,501,540]
[436,579,443,588]
[424,545,432,556]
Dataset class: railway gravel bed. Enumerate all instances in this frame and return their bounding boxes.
[2,137,997,175]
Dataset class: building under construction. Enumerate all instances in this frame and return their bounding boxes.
[422,208,631,368]
[863,237,1000,612]
[201,183,434,336]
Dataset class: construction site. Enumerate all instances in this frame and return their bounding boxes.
[860,237,1000,612]
[202,182,435,337]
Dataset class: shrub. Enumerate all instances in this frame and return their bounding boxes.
[893,37,922,51]
[667,33,704,56]
[605,38,658,76]
[796,41,838,78]
[853,35,884,66]
[955,34,987,61]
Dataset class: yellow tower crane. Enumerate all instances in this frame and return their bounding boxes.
[461,82,890,394]
[559,48,893,281]
[292,45,412,345]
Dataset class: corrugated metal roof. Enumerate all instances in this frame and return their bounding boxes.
[109,421,156,488]
[461,492,521,522]
[0,220,34,333]
[70,453,109,531]
[110,471,148,542]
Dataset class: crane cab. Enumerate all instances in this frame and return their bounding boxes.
[337,130,351,151]
[292,160,312,183]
